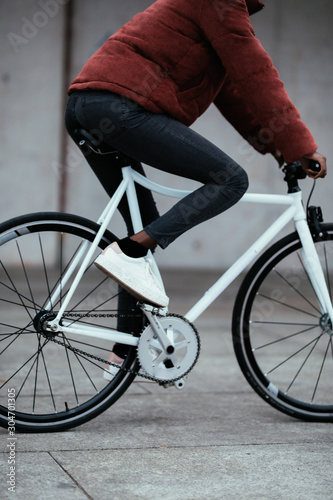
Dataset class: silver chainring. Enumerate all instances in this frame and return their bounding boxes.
[137,314,200,382]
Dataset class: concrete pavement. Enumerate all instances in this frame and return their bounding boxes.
[1,270,332,499]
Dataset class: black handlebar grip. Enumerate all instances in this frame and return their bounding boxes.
[309,159,321,172]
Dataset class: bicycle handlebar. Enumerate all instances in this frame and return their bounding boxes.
[283,160,320,193]
[308,160,321,173]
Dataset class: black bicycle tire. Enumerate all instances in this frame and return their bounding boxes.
[0,212,140,432]
[232,223,333,422]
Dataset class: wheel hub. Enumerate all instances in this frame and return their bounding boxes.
[33,311,58,337]
[320,313,333,336]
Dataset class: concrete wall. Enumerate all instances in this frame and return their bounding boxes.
[1,0,332,269]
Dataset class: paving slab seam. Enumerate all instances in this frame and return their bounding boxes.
[2,440,328,455]
[48,451,94,500]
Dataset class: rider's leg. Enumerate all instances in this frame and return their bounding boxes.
[65,90,249,371]
[64,92,160,234]
[66,91,249,252]
[65,94,160,364]
[70,91,248,248]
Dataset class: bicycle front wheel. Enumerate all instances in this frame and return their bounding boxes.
[0,212,141,432]
[232,224,333,422]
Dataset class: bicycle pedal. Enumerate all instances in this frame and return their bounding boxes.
[160,378,186,390]
[174,378,186,390]
[138,302,168,316]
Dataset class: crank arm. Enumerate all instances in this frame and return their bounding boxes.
[139,303,175,354]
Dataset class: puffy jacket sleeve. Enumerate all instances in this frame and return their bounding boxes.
[202,0,317,162]
[214,76,277,154]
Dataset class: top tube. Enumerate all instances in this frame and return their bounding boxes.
[127,167,295,206]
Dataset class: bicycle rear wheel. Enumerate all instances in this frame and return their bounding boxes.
[232,224,333,422]
[0,212,141,432]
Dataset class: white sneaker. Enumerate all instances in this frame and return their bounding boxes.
[103,363,121,381]
[103,352,124,381]
[94,242,169,307]
[103,353,148,382]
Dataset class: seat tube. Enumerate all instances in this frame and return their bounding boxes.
[122,167,166,290]
[122,167,144,233]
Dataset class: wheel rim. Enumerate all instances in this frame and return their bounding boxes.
[0,216,139,428]
[235,232,333,418]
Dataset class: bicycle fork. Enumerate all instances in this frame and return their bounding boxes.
[295,216,333,324]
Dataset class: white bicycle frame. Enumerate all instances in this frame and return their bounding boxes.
[47,166,333,345]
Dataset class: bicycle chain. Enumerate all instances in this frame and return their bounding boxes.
[43,312,200,385]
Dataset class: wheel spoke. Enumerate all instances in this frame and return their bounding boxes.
[39,234,52,309]
[256,292,318,318]
[16,241,38,315]
[274,267,321,315]
[39,344,57,412]
[252,321,316,326]
[0,330,26,356]
[0,293,38,310]
[68,275,109,312]
[63,336,80,406]
[2,336,47,395]
[310,337,331,403]
[0,262,39,320]
[265,333,323,375]
[0,321,34,337]
[253,324,318,350]
[64,278,119,327]
[60,335,99,392]
[283,334,323,393]
[32,335,43,413]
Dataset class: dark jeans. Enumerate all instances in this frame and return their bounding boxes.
[65,90,249,249]
[65,90,248,357]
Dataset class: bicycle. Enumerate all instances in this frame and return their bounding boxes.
[0,129,332,432]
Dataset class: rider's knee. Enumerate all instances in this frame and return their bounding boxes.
[237,166,249,195]
[225,164,248,200]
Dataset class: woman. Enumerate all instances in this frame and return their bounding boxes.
[65,0,327,375]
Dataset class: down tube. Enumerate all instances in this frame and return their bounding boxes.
[185,204,297,323]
